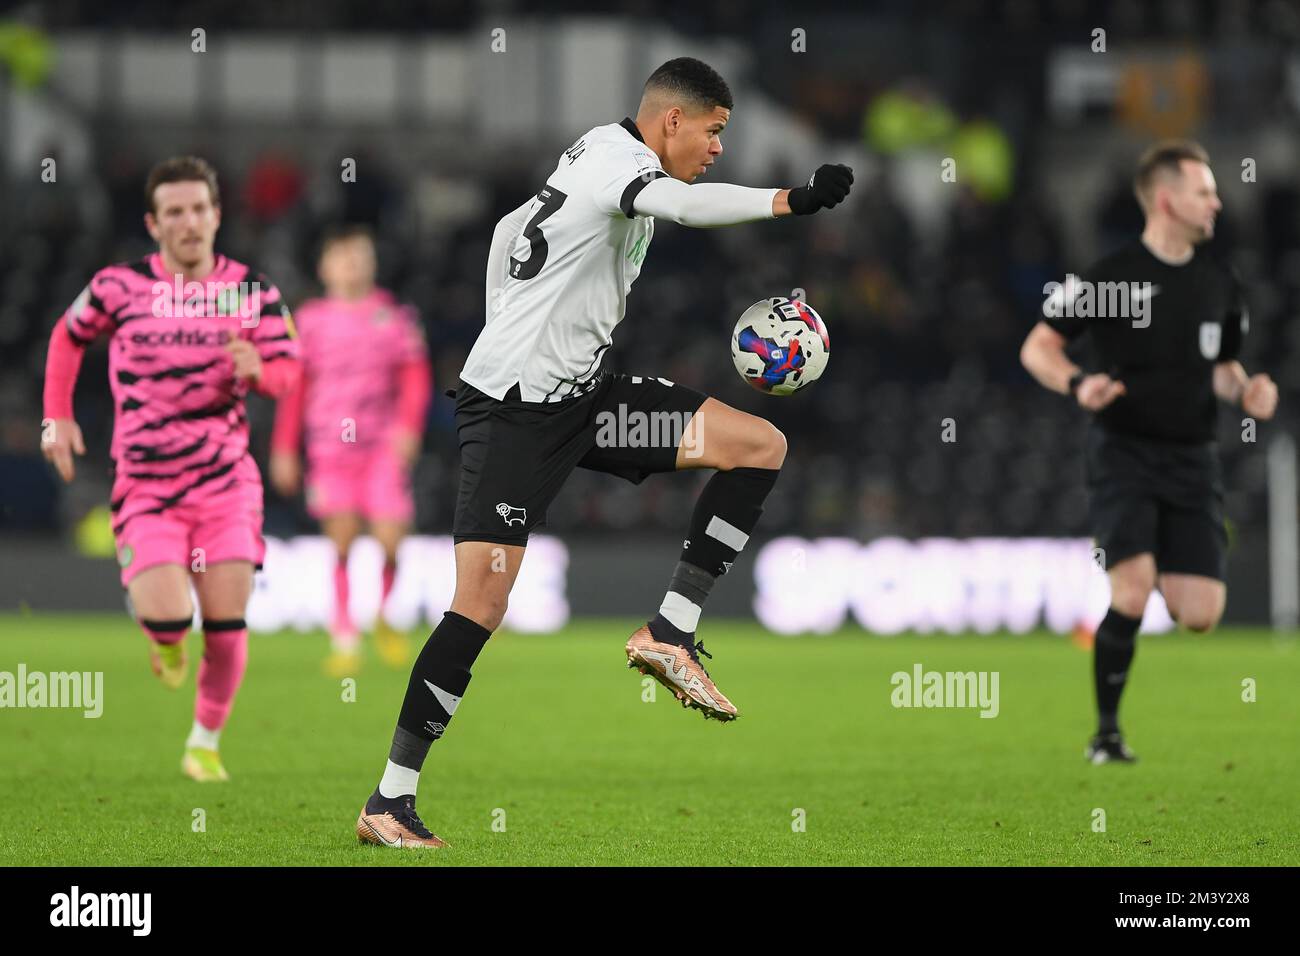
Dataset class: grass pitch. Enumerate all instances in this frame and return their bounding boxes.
[1,613,1296,866]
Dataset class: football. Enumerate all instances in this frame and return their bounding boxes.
[731,296,830,395]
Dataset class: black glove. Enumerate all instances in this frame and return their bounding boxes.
[788,164,854,215]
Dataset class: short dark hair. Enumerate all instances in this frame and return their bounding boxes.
[319,223,375,251]
[145,156,220,215]
[643,57,733,112]
[1134,140,1210,209]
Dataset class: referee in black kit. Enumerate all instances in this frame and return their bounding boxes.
[1020,140,1278,764]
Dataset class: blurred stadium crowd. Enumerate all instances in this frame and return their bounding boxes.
[3,0,1300,546]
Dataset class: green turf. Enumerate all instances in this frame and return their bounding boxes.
[0,612,1297,866]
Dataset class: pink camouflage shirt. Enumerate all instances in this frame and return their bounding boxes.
[51,252,300,535]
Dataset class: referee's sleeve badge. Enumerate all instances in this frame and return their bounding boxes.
[1198,322,1221,360]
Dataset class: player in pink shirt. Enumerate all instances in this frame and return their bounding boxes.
[40,156,301,783]
[270,226,431,676]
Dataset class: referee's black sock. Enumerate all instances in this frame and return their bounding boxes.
[375,611,491,800]
[649,466,780,648]
[1094,607,1141,736]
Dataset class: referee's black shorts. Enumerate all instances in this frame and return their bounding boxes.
[451,372,708,546]
[1085,425,1228,580]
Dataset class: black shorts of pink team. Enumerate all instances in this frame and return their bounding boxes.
[451,372,708,546]
[1085,424,1228,581]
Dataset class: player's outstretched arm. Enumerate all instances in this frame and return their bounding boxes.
[782,163,855,216]
[40,320,88,483]
[632,163,853,227]
[43,272,120,482]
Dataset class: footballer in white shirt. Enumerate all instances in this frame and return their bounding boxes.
[358,56,853,849]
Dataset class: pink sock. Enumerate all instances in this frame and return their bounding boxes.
[194,621,249,731]
[332,556,357,644]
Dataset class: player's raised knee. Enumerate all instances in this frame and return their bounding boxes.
[742,419,785,469]
[767,423,788,468]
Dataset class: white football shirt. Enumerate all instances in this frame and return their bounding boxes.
[459,118,667,402]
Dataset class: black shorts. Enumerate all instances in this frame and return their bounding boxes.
[452,372,709,545]
[1085,425,1228,580]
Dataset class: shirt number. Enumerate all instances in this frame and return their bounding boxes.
[509,185,568,282]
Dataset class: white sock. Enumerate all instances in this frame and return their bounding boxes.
[379,759,420,799]
[186,721,221,751]
[659,591,702,633]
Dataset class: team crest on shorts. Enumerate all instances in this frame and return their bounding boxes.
[118,544,134,568]
[496,502,526,526]
[1199,322,1221,360]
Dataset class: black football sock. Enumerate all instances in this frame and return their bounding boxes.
[649,611,694,648]
[383,611,491,789]
[1094,607,1141,736]
[648,466,780,647]
[680,466,780,576]
[647,562,714,648]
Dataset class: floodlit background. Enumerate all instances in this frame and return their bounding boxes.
[2,1,1300,629]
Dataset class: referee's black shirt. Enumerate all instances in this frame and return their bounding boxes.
[1045,239,1248,444]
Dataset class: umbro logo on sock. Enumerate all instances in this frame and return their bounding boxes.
[425,721,446,738]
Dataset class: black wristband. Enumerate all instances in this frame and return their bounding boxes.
[1067,371,1086,396]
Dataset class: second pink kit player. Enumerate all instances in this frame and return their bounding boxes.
[274,288,429,523]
